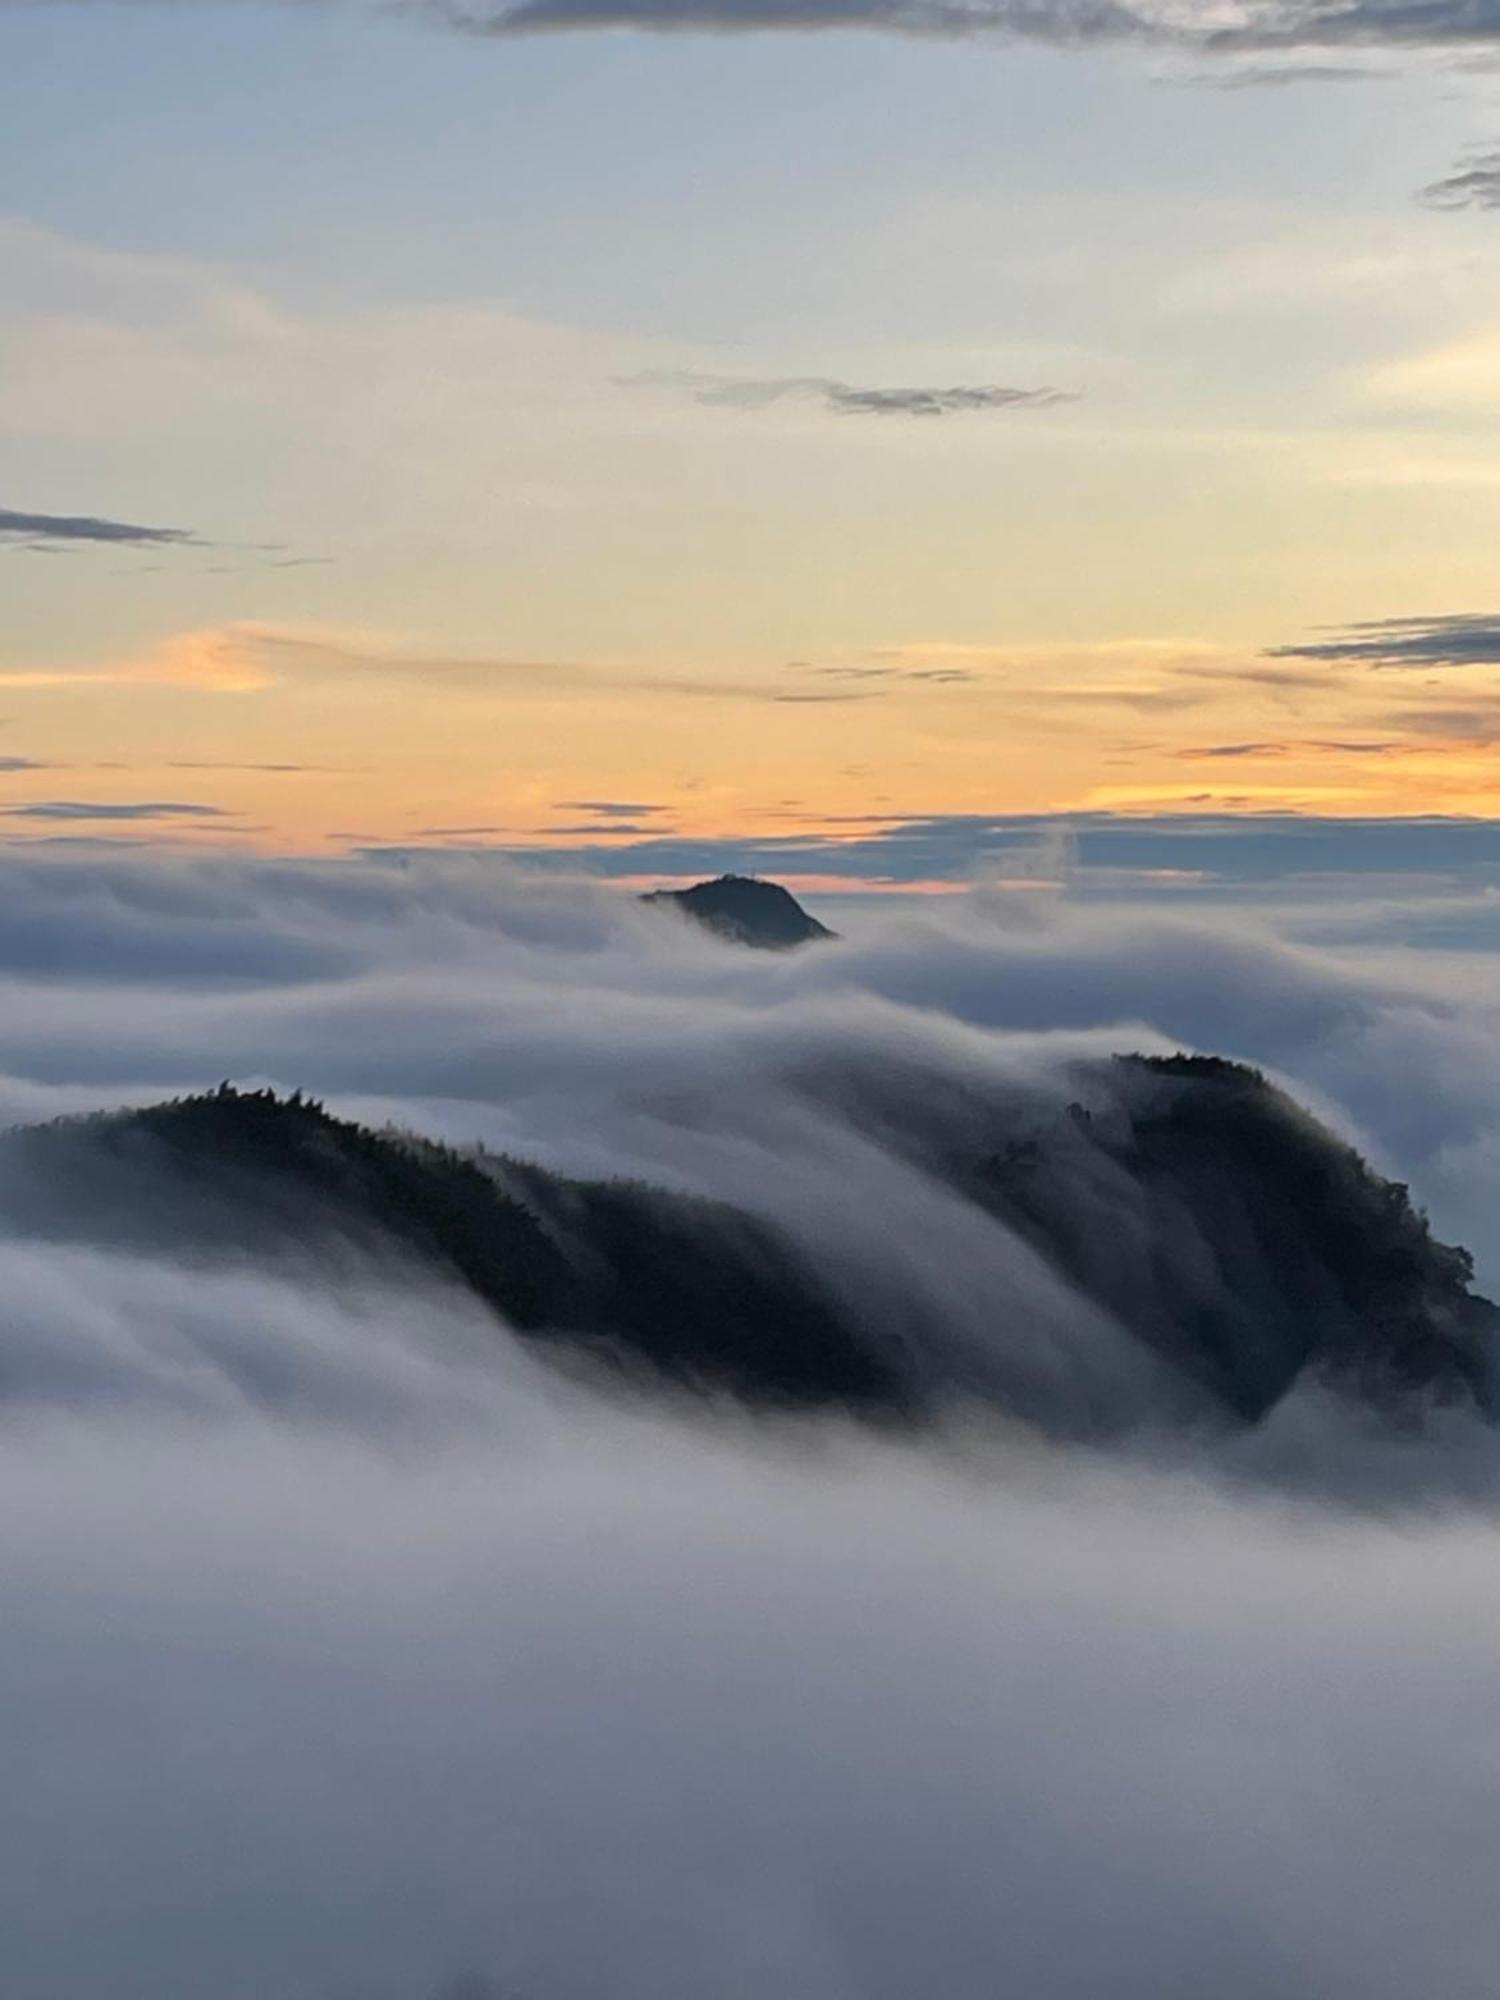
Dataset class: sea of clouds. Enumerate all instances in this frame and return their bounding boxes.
[1,849,1499,1999]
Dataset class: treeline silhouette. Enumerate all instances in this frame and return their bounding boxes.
[13,1083,893,1410]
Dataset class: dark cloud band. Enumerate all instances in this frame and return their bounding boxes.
[0,801,232,823]
[0,508,198,550]
[1268,613,1500,668]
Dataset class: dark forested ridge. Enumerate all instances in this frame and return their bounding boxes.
[1,1086,893,1412]
[965,1054,1494,1420]
[4,1057,1493,1433]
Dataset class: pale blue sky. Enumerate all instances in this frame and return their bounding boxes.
[0,10,1472,332]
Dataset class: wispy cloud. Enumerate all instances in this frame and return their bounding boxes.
[0,508,320,572]
[1418,147,1500,210]
[625,371,1077,418]
[1269,613,1500,669]
[0,624,930,709]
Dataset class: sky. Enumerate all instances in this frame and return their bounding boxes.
[8,0,1500,884]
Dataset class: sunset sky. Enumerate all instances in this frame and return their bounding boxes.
[7,0,1500,887]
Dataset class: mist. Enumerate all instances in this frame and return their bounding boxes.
[1,852,1499,1996]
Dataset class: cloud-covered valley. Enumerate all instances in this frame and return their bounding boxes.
[2,853,1500,1997]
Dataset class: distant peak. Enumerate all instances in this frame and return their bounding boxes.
[641,875,836,949]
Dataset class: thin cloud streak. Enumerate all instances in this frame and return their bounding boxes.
[0,801,233,823]
[625,371,1078,417]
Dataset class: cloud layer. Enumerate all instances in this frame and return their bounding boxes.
[0,855,1497,1997]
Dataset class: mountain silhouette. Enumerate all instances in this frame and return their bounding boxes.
[4,1055,1491,1435]
[641,875,835,948]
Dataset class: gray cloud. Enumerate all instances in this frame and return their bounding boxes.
[0,506,198,550]
[1269,612,1500,668]
[1419,146,1500,208]
[627,370,1077,418]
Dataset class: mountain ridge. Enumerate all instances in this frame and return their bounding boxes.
[5,1054,1491,1435]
